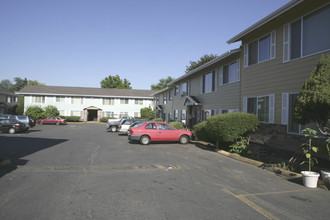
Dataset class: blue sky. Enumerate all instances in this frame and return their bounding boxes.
[0,0,291,90]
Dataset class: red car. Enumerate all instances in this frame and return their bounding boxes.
[36,117,67,125]
[128,121,192,145]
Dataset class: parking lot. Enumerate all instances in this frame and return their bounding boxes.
[0,123,329,219]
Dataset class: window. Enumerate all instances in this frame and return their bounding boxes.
[135,99,143,105]
[71,111,81,117]
[59,110,65,116]
[134,112,140,117]
[72,97,82,104]
[180,82,188,97]
[168,91,172,100]
[6,96,12,103]
[201,109,216,121]
[282,93,319,134]
[146,123,156,129]
[181,109,186,121]
[201,71,216,94]
[219,109,239,114]
[103,98,114,105]
[244,31,276,67]
[120,99,129,104]
[174,85,179,96]
[56,96,65,103]
[119,112,128,117]
[103,111,114,117]
[220,60,240,85]
[157,123,175,130]
[283,5,330,62]
[163,94,167,104]
[173,110,178,121]
[243,95,274,123]
[33,96,45,103]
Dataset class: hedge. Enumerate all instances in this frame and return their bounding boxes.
[170,121,185,130]
[59,116,81,122]
[194,112,259,147]
[99,117,116,123]
[153,118,163,122]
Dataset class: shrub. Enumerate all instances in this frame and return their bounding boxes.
[193,121,216,143]
[140,107,155,120]
[99,117,113,123]
[153,118,163,122]
[193,112,259,150]
[25,105,45,119]
[60,116,81,122]
[44,105,59,118]
[170,121,185,130]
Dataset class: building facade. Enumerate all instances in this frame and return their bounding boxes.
[153,0,330,150]
[0,88,18,114]
[17,85,155,121]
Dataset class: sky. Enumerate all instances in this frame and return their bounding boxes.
[0,0,291,90]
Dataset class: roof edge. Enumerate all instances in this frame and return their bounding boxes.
[227,0,303,44]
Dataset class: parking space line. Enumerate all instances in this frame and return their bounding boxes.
[223,188,280,220]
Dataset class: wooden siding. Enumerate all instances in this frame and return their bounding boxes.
[241,1,330,124]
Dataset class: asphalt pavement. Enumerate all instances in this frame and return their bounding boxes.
[0,123,329,219]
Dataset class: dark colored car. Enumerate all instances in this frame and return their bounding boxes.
[0,115,36,130]
[0,119,26,134]
[36,117,67,125]
[128,121,192,145]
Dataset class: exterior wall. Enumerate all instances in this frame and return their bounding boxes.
[154,88,173,121]
[23,95,153,120]
[240,1,330,125]
[0,92,18,114]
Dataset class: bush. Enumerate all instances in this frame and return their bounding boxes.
[140,107,155,120]
[193,112,259,150]
[170,121,185,130]
[153,118,163,122]
[99,117,115,123]
[59,116,81,122]
[193,120,216,143]
[44,105,59,118]
[25,105,45,119]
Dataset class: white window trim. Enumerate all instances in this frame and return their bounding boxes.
[219,59,240,86]
[244,31,276,67]
[243,94,275,124]
[283,4,330,63]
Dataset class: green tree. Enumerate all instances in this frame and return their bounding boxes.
[44,105,59,118]
[0,79,14,92]
[185,54,217,73]
[28,80,45,86]
[151,76,174,90]
[294,55,330,137]
[25,106,45,119]
[100,75,132,89]
[13,77,28,91]
[15,96,25,115]
[140,107,155,120]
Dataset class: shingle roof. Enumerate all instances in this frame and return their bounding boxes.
[0,88,17,96]
[16,85,155,99]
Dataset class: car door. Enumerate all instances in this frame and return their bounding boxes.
[156,123,178,141]
[0,119,10,132]
[144,122,161,141]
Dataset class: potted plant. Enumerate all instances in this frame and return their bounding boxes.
[300,128,320,188]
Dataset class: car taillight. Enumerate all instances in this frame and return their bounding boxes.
[16,123,20,127]
[120,126,122,129]
[130,130,134,135]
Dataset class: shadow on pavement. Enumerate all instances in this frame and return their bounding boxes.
[0,136,68,177]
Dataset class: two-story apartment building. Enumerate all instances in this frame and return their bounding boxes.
[153,48,241,129]
[0,88,18,114]
[16,85,155,121]
[154,0,330,150]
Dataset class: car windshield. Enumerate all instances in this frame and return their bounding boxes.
[17,116,27,120]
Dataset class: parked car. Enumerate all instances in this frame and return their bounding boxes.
[106,116,134,132]
[36,117,67,125]
[0,119,26,134]
[128,121,192,145]
[0,115,36,130]
[119,120,147,134]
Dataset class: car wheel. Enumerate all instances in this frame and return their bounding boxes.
[56,121,60,126]
[179,135,189,144]
[39,121,43,125]
[9,128,16,134]
[110,126,117,132]
[140,135,150,145]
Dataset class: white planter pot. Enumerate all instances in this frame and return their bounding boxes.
[301,171,319,188]
[321,170,330,182]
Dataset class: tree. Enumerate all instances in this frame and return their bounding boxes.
[13,77,28,91]
[185,54,217,73]
[100,75,132,89]
[15,96,25,115]
[44,105,59,118]
[151,76,174,90]
[0,79,14,92]
[294,55,330,137]
[140,107,155,120]
[25,106,45,119]
[28,80,45,86]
